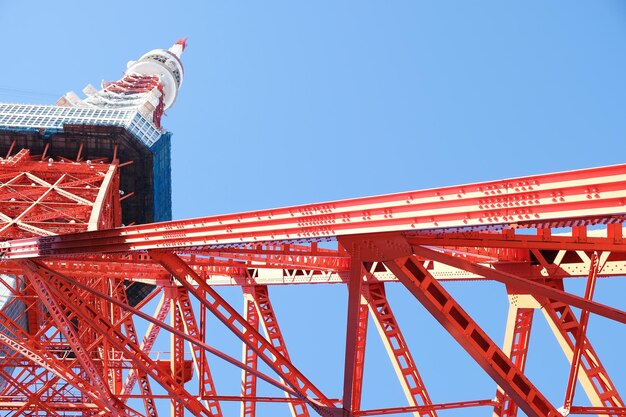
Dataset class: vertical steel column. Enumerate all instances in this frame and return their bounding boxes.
[249,285,310,417]
[108,280,124,396]
[342,243,365,416]
[169,287,186,417]
[351,290,369,415]
[175,287,223,417]
[493,301,535,417]
[241,288,260,417]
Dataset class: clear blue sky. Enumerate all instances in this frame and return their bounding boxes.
[1,1,625,416]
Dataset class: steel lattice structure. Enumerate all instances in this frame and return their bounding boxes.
[0,41,624,417]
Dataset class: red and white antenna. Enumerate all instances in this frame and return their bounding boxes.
[57,39,187,128]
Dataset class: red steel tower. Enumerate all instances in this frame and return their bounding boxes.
[0,40,624,417]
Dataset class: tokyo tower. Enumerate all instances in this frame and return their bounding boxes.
[0,39,623,417]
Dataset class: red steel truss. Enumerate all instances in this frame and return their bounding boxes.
[0,147,121,238]
[0,154,625,416]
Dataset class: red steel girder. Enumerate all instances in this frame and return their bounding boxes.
[349,286,369,415]
[342,242,366,416]
[540,291,625,412]
[563,252,600,412]
[203,242,348,270]
[246,285,310,417]
[493,307,534,417]
[5,163,626,259]
[241,290,261,417]
[569,406,626,415]
[0,401,100,412]
[169,286,186,417]
[405,226,626,254]
[364,282,436,417]
[411,245,626,324]
[384,254,560,417]
[2,245,626,290]
[355,399,497,416]
[173,286,223,417]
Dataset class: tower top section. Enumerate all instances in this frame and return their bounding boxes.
[125,38,187,110]
[0,40,185,224]
[56,39,187,129]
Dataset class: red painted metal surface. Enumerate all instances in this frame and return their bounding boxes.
[0,149,121,239]
[364,282,436,417]
[0,139,624,416]
[247,285,310,417]
[541,291,625,413]
[4,162,626,259]
[563,253,600,412]
[386,256,559,417]
[493,307,534,417]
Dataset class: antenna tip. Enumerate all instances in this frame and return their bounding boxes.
[175,38,188,51]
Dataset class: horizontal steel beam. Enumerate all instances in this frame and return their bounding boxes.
[411,246,626,325]
[2,163,626,259]
[406,228,626,252]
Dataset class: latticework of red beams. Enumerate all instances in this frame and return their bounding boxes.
[20,263,123,413]
[386,256,560,417]
[21,260,213,417]
[152,250,337,413]
[48,266,310,402]
[113,283,159,417]
[0,235,621,416]
[540,292,625,412]
[0,151,121,239]
[0,160,623,416]
[411,245,626,325]
[120,293,171,400]
[173,287,223,417]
